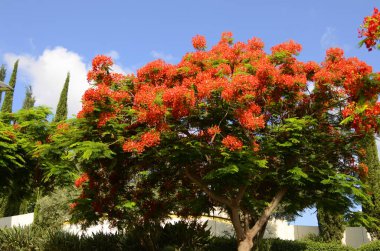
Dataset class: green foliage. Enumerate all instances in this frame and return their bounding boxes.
[35,119,84,186]
[0,106,52,217]
[33,187,78,230]
[358,240,380,251]
[0,225,45,251]
[53,72,70,122]
[317,205,345,242]
[259,238,355,251]
[1,60,18,115]
[360,134,380,239]
[207,235,237,250]
[21,85,36,110]
[0,65,5,81]
[159,220,211,250]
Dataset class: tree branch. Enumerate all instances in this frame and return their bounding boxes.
[235,184,248,204]
[184,166,232,207]
[245,188,287,240]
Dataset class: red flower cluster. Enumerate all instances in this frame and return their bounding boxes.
[163,86,195,119]
[78,32,378,156]
[207,125,221,136]
[87,55,113,83]
[222,135,243,151]
[57,122,70,131]
[271,40,302,56]
[123,131,161,153]
[359,8,380,51]
[192,35,207,50]
[75,173,89,188]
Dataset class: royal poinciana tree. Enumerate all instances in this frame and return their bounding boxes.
[358,7,380,239]
[69,33,380,250]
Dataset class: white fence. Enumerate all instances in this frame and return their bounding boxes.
[0,213,34,228]
[0,213,372,248]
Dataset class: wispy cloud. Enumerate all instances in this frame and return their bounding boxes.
[151,50,175,63]
[106,50,120,60]
[320,27,338,49]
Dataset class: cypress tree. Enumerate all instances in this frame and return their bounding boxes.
[1,60,18,114]
[0,65,6,81]
[21,85,36,110]
[316,204,345,242]
[361,134,380,239]
[53,72,70,122]
[0,65,6,104]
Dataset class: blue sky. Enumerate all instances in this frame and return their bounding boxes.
[1,0,379,225]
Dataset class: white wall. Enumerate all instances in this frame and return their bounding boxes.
[0,213,372,248]
[0,213,34,228]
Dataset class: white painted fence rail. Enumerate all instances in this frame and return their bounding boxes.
[0,213,372,248]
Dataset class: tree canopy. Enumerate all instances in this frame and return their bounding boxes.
[43,33,380,250]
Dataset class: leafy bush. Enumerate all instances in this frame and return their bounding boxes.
[159,220,211,250]
[260,238,355,251]
[0,225,46,251]
[44,220,213,251]
[358,240,380,251]
[33,186,78,230]
[207,235,237,250]
[43,231,81,251]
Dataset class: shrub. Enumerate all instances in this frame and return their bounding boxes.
[207,235,237,250]
[0,225,46,251]
[33,186,78,230]
[43,231,81,251]
[358,240,380,251]
[159,220,211,250]
[260,238,355,251]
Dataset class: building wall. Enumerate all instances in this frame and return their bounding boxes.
[0,213,372,248]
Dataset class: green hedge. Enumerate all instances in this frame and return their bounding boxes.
[260,239,355,251]
[0,225,376,251]
[358,240,380,251]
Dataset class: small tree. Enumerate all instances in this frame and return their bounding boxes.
[69,34,379,251]
[316,204,345,242]
[21,85,36,110]
[53,72,70,122]
[1,60,18,114]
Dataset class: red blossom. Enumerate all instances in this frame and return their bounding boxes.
[123,131,161,153]
[207,125,221,136]
[69,202,78,209]
[359,8,380,51]
[192,35,207,50]
[222,135,243,151]
[271,40,302,56]
[252,141,260,152]
[75,173,89,188]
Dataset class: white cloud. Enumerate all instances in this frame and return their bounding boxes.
[320,27,352,53]
[151,50,175,63]
[320,27,338,49]
[4,47,89,117]
[106,50,120,60]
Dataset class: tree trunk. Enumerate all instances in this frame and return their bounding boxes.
[238,238,253,251]
[237,188,287,251]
